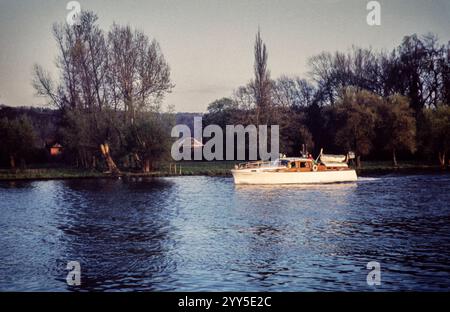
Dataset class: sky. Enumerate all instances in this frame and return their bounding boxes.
[0,0,449,112]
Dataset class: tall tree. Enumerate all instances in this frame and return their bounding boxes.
[438,41,450,106]
[333,88,379,168]
[251,30,272,125]
[107,24,173,123]
[375,95,416,166]
[421,106,450,167]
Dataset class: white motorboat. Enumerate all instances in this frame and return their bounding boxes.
[231,152,357,185]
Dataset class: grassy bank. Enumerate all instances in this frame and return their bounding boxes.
[157,161,238,176]
[0,162,238,181]
[0,160,446,181]
[0,168,105,181]
[356,160,442,174]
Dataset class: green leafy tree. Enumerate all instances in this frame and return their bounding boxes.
[0,116,37,170]
[421,106,450,167]
[375,95,416,166]
[125,113,174,173]
[333,88,379,168]
[203,98,239,128]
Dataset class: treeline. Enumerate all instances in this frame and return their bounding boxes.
[0,106,59,169]
[204,32,450,167]
[1,12,450,171]
[0,105,197,170]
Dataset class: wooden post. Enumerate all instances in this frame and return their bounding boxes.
[179,165,182,175]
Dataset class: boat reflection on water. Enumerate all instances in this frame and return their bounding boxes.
[234,181,358,205]
[234,181,358,191]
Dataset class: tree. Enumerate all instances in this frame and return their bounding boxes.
[58,108,123,172]
[438,41,450,106]
[421,106,450,167]
[250,30,273,126]
[107,23,173,122]
[0,116,37,170]
[307,34,449,111]
[308,47,380,105]
[333,88,379,168]
[203,98,239,128]
[125,113,174,173]
[375,95,416,166]
[270,76,317,155]
[308,51,336,105]
[33,10,173,173]
[272,76,317,109]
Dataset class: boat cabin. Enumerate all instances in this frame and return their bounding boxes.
[236,156,351,172]
[281,158,319,172]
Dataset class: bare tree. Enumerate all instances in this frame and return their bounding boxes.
[107,24,173,124]
[272,76,316,109]
[33,10,173,174]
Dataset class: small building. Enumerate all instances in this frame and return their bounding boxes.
[178,137,204,149]
[49,143,63,156]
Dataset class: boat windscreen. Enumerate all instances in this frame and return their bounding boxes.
[270,159,289,167]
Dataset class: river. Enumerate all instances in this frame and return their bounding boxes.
[0,173,449,291]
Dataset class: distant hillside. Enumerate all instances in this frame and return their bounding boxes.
[175,112,204,133]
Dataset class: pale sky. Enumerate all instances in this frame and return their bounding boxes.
[0,0,449,112]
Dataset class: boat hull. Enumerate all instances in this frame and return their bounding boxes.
[231,169,357,185]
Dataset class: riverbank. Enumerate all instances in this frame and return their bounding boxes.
[354,161,444,175]
[0,168,105,181]
[0,162,236,181]
[0,160,446,181]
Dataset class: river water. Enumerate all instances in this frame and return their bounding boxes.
[0,174,449,291]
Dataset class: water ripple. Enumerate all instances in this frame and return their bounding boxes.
[0,174,450,291]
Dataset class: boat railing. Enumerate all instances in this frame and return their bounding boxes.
[236,161,274,169]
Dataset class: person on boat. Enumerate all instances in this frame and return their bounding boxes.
[308,154,313,160]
